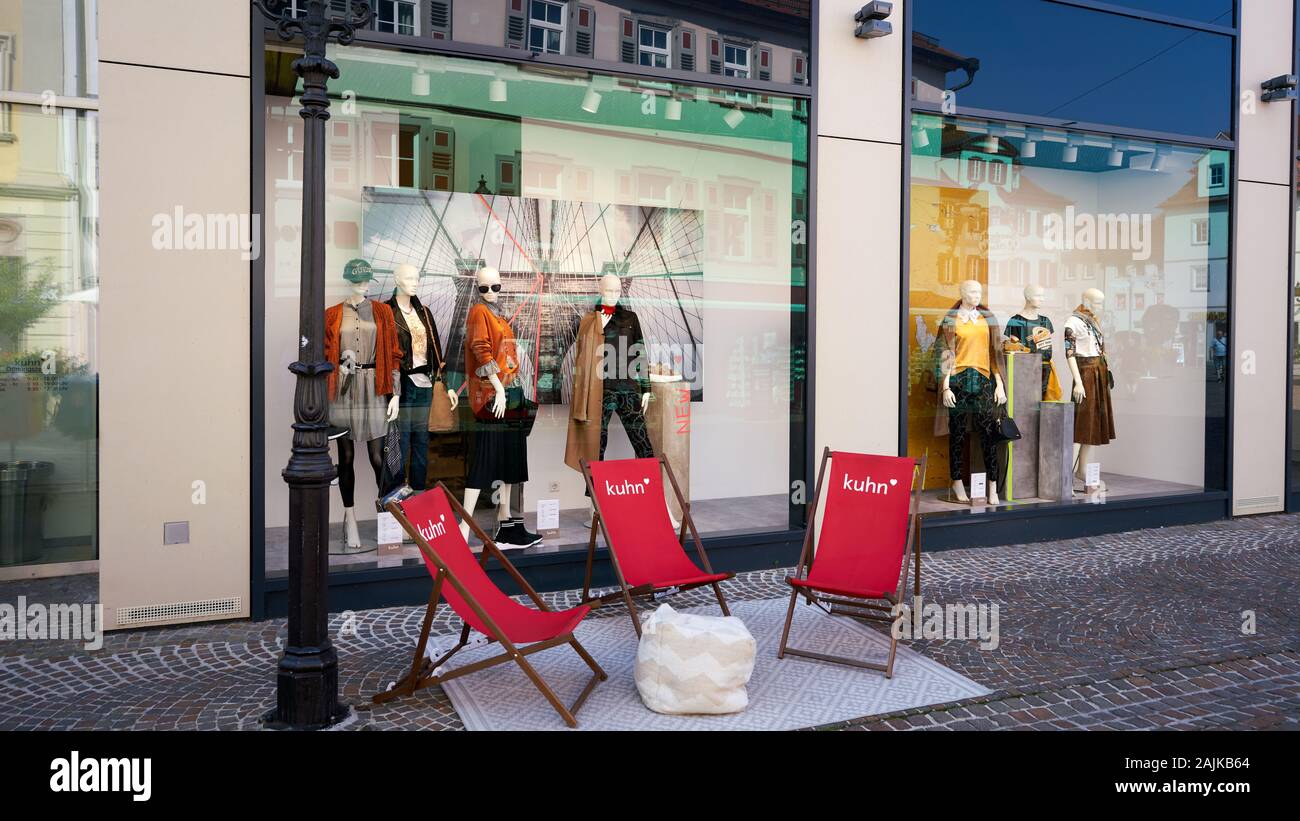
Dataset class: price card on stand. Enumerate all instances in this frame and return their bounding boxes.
[377,511,404,566]
[537,499,560,536]
[969,472,987,503]
[1085,462,1101,488]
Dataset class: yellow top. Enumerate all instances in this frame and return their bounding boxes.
[954,314,990,378]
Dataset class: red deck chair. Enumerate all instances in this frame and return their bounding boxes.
[580,456,732,636]
[371,483,607,727]
[777,448,926,677]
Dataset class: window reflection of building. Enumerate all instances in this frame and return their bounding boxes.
[363,0,812,86]
[528,0,567,54]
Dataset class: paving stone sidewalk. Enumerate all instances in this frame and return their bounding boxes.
[1,514,1297,731]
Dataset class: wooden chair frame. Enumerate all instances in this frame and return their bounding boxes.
[371,483,607,728]
[579,454,732,637]
[776,449,926,678]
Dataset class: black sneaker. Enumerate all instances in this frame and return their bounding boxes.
[493,521,541,550]
[509,518,543,547]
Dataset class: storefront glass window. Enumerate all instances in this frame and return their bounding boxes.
[0,103,100,569]
[908,113,1228,514]
[262,44,809,576]
[912,0,1233,140]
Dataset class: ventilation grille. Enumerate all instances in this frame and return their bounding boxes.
[117,597,242,627]
[576,31,592,56]
[1235,495,1281,511]
[679,53,694,71]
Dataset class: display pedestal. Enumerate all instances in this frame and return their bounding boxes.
[1038,401,1076,501]
[646,377,691,521]
[1005,352,1043,501]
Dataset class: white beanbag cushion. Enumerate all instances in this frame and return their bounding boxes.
[634,604,756,715]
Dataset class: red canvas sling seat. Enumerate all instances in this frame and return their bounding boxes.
[580,456,732,636]
[372,483,607,727]
[777,449,926,678]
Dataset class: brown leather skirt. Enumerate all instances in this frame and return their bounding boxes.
[1073,356,1115,445]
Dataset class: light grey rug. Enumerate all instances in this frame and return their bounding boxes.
[440,597,990,731]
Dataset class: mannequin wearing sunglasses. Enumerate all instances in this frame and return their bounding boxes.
[460,266,540,548]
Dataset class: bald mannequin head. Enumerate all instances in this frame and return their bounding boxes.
[959,279,983,309]
[476,266,501,303]
[1081,287,1105,313]
[394,263,419,297]
[599,273,622,308]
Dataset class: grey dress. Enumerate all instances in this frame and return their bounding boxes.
[329,299,400,442]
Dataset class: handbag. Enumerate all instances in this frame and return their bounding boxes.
[427,370,457,432]
[376,422,406,500]
[991,410,1022,444]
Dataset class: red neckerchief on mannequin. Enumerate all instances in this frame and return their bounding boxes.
[600,304,616,316]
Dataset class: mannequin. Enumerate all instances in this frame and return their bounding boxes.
[461,266,540,548]
[939,279,1007,505]
[564,274,655,525]
[325,258,401,548]
[1065,287,1115,491]
[1003,284,1056,400]
[388,263,457,492]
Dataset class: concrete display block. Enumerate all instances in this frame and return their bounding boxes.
[1005,352,1043,501]
[1038,401,1076,501]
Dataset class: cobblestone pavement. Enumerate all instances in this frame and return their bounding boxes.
[1,514,1297,731]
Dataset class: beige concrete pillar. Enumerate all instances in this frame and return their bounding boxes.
[98,1,252,627]
[1232,0,1293,516]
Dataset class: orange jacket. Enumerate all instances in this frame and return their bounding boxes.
[324,299,401,400]
[464,302,519,415]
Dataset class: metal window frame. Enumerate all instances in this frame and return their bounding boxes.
[722,41,751,78]
[898,0,1239,514]
[636,21,672,68]
[1285,6,1300,508]
[528,0,568,56]
[248,4,817,617]
[372,0,421,38]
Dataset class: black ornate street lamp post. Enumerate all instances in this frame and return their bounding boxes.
[253,0,371,730]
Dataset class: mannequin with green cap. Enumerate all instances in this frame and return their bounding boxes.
[325,258,401,548]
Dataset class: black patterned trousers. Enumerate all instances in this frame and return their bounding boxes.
[599,381,655,461]
[947,369,1000,481]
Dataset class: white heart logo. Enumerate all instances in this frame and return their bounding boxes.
[440,514,445,522]
[889,479,898,486]
[643,477,651,484]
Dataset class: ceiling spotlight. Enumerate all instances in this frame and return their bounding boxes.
[1062,143,1078,164]
[1107,148,1124,167]
[489,77,507,103]
[1150,150,1166,171]
[581,83,602,114]
[912,125,930,149]
[665,97,682,121]
[411,68,430,97]
[724,107,745,129]
[1021,139,1037,159]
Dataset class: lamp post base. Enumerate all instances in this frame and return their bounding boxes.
[262,646,350,730]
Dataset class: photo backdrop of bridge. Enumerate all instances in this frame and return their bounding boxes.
[361,189,704,404]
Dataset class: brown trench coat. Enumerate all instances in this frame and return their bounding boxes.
[564,311,606,473]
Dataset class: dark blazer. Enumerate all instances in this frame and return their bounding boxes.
[572,302,650,394]
[387,293,445,377]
